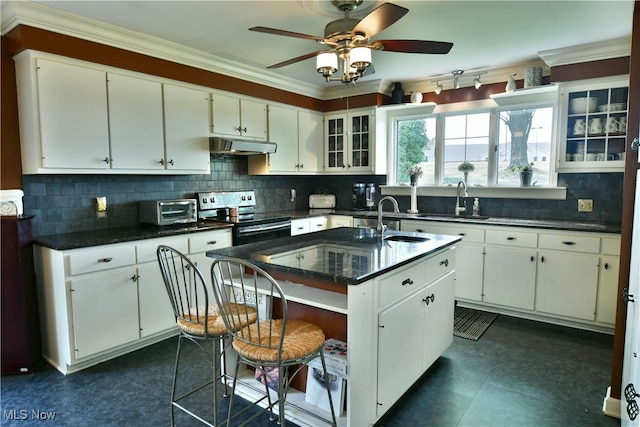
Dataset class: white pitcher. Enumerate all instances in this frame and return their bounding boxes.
[573,119,586,135]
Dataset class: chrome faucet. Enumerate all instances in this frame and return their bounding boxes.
[455,180,468,217]
[377,196,400,236]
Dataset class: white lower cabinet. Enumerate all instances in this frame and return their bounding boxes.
[484,246,537,310]
[376,248,455,416]
[34,229,232,374]
[401,219,620,332]
[291,216,329,236]
[536,251,599,320]
[328,215,353,228]
[70,266,140,359]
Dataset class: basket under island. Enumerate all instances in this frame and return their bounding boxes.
[206,227,461,427]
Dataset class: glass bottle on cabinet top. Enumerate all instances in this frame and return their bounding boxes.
[562,79,628,171]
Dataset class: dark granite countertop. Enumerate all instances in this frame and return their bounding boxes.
[206,227,460,286]
[34,222,234,250]
[276,209,621,234]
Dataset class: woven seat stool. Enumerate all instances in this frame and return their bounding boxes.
[210,256,337,427]
[157,245,257,427]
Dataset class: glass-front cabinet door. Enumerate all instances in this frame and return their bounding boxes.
[324,109,374,173]
[559,77,629,172]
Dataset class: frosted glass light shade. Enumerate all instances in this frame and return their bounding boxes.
[316,52,338,74]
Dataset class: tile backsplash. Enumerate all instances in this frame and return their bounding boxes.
[22,155,623,238]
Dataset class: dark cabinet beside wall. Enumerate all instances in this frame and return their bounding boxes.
[1,216,42,374]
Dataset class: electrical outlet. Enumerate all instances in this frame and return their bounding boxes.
[578,199,593,212]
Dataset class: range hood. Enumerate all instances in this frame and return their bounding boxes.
[209,136,277,155]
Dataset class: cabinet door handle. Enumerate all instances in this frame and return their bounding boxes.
[102,157,110,164]
[604,262,609,270]
[168,159,174,166]
[506,237,516,241]
[423,293,435,305]
[540,256,545,263]
[131,274,140,282]
[562,241,576,246]
[530,256,535,262]
[299,164,304,169]
[439,259,449,267]
[98,257,113,263]
[401,278,414,286]
[159,159,165,165]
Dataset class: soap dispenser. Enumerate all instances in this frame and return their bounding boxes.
[472,198,480,216]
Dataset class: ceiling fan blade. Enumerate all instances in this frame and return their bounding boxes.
[267,51,325,69]
[371,39,454,54]
[352,3,408,38]
[249,26,323,42]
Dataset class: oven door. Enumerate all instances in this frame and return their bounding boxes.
[233,220,291,245]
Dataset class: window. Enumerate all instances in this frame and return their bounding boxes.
[395,117,436,185]
[392,103,556,187]
[443,113,490,186]
[496,107,553,186]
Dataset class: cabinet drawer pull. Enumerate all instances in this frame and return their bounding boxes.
[458,233,466,236]
[416,229,424,233]
[423,293,435,305]
[439,259,449,267]
[207,240,218,245]
[562,241,576,246]
[401,278,414,286]
[98,257,113,263]
[506,237,516,241]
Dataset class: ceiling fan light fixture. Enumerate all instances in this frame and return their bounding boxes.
[435,82,443,95]
[349,47,372,72]
[316,52,338,78]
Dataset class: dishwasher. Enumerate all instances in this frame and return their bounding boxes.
[353,217,400,231]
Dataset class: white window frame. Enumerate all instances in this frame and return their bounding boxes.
[382,99,566,200]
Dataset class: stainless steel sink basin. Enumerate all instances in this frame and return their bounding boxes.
[383,235,430,243]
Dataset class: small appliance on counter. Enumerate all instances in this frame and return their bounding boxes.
[353,183,376,210]
[139,199,197,226]
[309,194,336,209]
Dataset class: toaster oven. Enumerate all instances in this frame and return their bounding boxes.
[139,199,197,226]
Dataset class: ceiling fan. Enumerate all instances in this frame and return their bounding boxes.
[250,0,454,84]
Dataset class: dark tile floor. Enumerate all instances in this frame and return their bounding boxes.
[1,315,619,427]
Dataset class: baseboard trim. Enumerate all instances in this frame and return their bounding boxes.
[602,386,621,419]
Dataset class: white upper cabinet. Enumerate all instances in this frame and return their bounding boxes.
[558,76,629,173]
[324,108,375,174]
[211,91,267,140]
[265,104,299,172]
[163,84,211,172]
[107,73,165,170]
[30,57,111,170]
[297,110,324,173]
[14,50,210,175]
[248,106,323,175]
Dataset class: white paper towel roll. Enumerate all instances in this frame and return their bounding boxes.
[408,184,418,213]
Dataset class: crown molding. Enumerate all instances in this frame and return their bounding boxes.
[538,36,631,67]
[0,0,329,99]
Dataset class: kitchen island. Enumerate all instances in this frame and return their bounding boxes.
[206,227,460,427]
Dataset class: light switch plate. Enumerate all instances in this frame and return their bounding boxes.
[578,199,593,212]
[96,196,107,212]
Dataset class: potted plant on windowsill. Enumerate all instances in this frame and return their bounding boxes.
[457,162,475,183]
[407,165,423,185]
[512,162,534,187]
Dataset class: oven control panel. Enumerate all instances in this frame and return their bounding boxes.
[198,190,256,211]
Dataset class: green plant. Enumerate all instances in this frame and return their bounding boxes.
[407,165,423,177]
[457,162,475,172]
[511,162,534,172]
